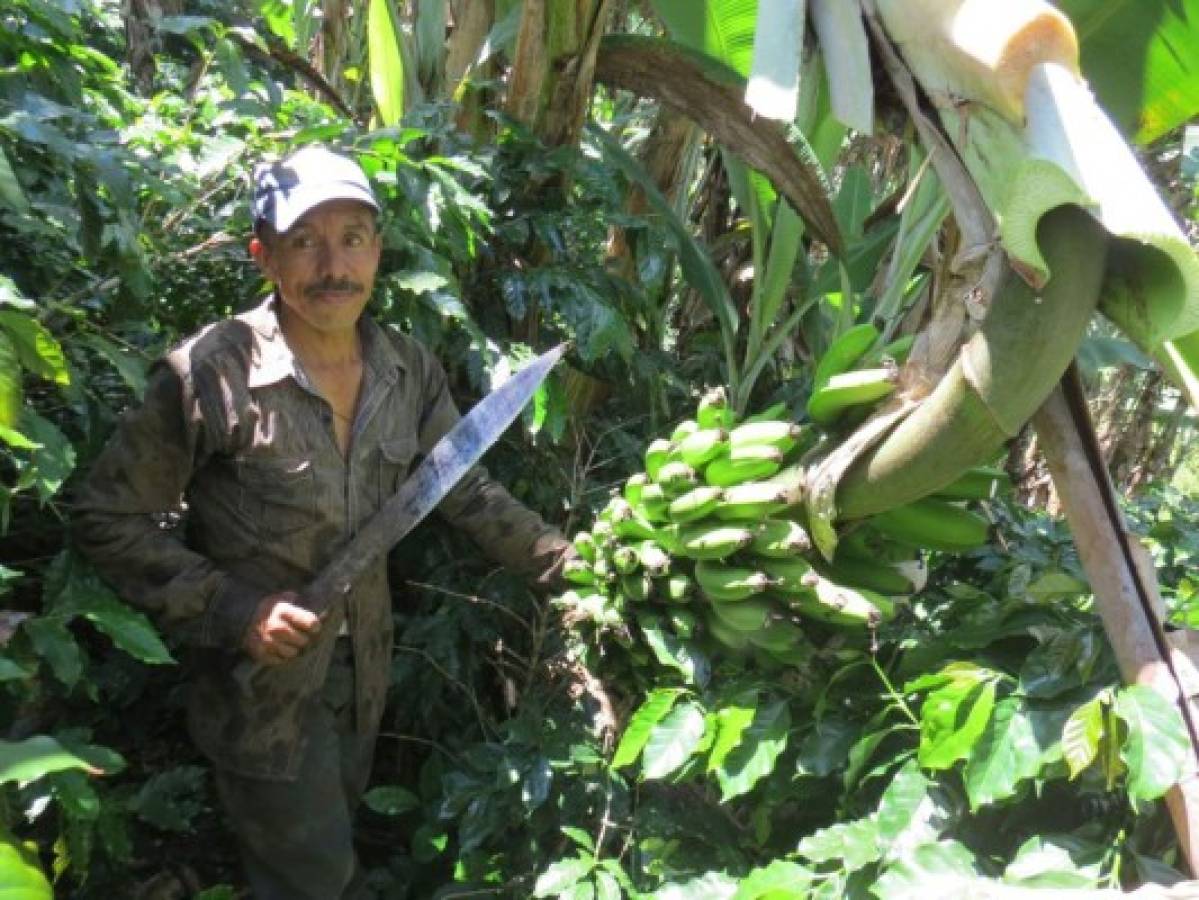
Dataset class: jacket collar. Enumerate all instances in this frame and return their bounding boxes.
[241,295,406,390]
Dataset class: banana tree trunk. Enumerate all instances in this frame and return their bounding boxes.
[1034,368,1199,875]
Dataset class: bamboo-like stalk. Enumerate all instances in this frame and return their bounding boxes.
[1034,370,1199,876]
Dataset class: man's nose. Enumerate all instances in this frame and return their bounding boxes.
[313,239,349,276]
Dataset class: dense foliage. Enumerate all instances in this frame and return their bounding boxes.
[0,0,1196,898]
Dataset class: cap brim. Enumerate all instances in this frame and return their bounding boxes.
[266,182,380,234]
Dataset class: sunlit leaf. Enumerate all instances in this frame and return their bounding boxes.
[640,618,708,686]
[872,840,980,899]
[642,701,707,780]
[1062,696,1103,779]
[714,697,790,800]
[533,856,594,897]
[611,688,683,769]
[707,698,757,773]
[0,837,53,899]
[1003,835,1101,889]
[796,818,880,872]
[963,696,1043,809]
[651,0,759,77]
[0,330,21,429]
[0,736,100,785]
[732,859,813,899]
[745,0,804,122]
[369,0,406,127]
[0,312,68,386]
[1114,684,1189,800]
[918,677,997,770]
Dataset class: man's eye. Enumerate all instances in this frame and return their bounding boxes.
[290,234,315,248]
[345,233,364,247]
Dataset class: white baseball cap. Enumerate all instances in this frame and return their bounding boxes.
[252,146,380,234]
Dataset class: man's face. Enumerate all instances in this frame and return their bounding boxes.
[252,199,382,338]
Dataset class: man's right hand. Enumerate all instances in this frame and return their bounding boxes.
[242,592,322,665]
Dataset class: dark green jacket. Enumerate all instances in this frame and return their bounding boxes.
[74,297,568,779]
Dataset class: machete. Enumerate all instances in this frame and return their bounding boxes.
[234,342,567,691]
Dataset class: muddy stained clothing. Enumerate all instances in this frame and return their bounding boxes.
[73,295,569,780]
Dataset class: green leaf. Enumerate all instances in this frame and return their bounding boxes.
[918,678,998,770]
[714,698,790,800]
[0,276,35,311]
[1062,696,1104,779]
[0,837,53,899]
[1055,0,1199,144]
[1004,835,1100,889]
[1114,684,1189,800]
[640,618,708,686]
[561,826,595,853]
[0,330,21,429]
[0,144,30,215]
[642,701,707,780]
[651,0,759,77]
[21,617,83,688]
[533,856,594,897]
[394,271,449,294]
[732,859,813,899]
[368,0,406,127]
[18,411,75,502]
[963,696,1044,809]
[592,126,739,374]
[872,840,980,899]
[874,758,955,862]
[77,333,147,400]
[611,688,683,770]
[0,736,101,785]
[0,312,68,386]
[707,699,757,773]
[796,818,880,872]
[648,872,739,899]
[57,572,173,666]
[831,165,872,241]
[363,785,419,816]
[594,869,622,900]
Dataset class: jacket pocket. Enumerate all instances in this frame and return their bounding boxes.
[236,455,317,539]
[377,436,417,507]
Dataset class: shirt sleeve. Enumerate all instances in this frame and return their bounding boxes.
[71,357,267,649]
[413,349,574,591]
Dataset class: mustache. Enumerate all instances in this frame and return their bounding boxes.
[305,279,363,297]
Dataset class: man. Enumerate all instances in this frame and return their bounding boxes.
[73,146,572,898]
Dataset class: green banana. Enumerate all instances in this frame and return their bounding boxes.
[660,572,693,603]
[673,427,730,468]
[705,612,751,651]
[670,419,700,443]
[729,420,804,454]
[704,450,784,488]
[740,401,788,424]
[572,531,597,563]
[654,460,699,495]
[697,386,735,430]
[623,472,649,506]
[763,639,815,667]
[812,322,880,387]
[806,366,898,425]
[613,511,659,542]
[933,465,1012,502]
[869,498,990,552]
[667,485,725,523]
[837,525,920,566]
[636,483,671,522]
[713,481,791,521]
[563,558,596,586]
[694,559,772,602]
[820,554,918,596]
[760,555,819,593]
[708,595,776,633]
[592,555,615,583]
[788,575,895,629]
[670,522,758,560]
[601,496,634,524]
[751,518,811,557]
[637,541,672,576]
[645,438,674,481]
[591,519,614,546]
[748,617,806,654]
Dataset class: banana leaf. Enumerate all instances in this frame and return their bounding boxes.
[1054,0,1199,146]
[650,0,758,78]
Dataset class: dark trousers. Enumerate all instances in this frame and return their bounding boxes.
[214,639,376,899]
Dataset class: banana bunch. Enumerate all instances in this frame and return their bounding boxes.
[555,387,919,674]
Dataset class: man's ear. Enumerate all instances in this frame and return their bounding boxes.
[248,236,274,279]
